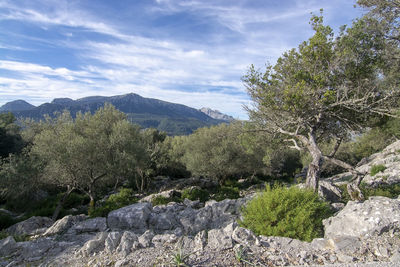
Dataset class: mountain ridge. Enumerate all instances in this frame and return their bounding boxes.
[0,93,228,135]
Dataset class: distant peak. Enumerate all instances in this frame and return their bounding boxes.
[200,107,234,122]
[0,99,36,112]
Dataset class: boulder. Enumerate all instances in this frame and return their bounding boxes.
[232,227,258,246]
[104,231,122,253]
[323,196,400,238]
[107,202,152,232]
[0,236,18,257]
[68,217,107,234]
[207,223,235,250]
[318,181,342,202]
[116,231,139,256]
[151,233,178,247]
[43,214,87,236]
[78,232,108,257]
[6,216,53,236]
[138,230,154,248]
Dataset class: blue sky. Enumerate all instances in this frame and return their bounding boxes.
[0,0,364,119]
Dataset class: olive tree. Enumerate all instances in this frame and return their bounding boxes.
[31,104,146,219]
[243,14,400,198]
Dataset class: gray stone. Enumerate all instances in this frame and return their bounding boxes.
[183,198,202,209]
[78,232,108,257]
[327,236,362,255]
[390,251,400,262]
[207,223,235,251]
[44,214,87,236]
[0,236,18,257]
[116,231,138,256]
[68,217,107,234]
[319,181,342,202]
[323,196,400,238]
[19,238,58,261]
[194,230,207,251]
[152,234,178,247]
[232,226,258,246]
[107,202,152,232]
[105,231,122,253]
[148,211,179,231]
[6,216,53,236]
[138,230,154,248]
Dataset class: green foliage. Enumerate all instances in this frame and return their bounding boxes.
[181,187,209,202]
[151,195,181,206]
[370,164,386,176]
[240,185,333,242]
[214,186,240,201]
[0,112,24,158]
[0,213,16,230]
[89,188,137,217]
[180,122,264,184]
[339,183,400,203]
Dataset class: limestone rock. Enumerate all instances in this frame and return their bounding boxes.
[0,236,18,257]
[318,181,342,202]
[207,223,235,251]
[68,217,107,234]
[107,202,152,232]
[104,231,122,253]
[151,233,178,247]
[78,232,108,257]
[6,216,53,236]
[138,230,154,248]
[44,214,87,236]
[232,226,258,246]
[194,230,207,251]
[323,196,400,238]
[116,231,139,256]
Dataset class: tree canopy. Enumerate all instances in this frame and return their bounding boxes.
[243,11,400,195]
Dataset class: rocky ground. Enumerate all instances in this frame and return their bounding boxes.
[1,141,400,267]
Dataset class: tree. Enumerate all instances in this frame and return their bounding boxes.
[0,112,24,158]
[243,13,400,197]
[31,104,146,219]
[180,122,264,184]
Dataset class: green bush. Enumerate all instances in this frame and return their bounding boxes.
[151,195,181,206]
[181,187,209,202]
[0,213,15,230]
[240,185,333,242]
[214,186,240,201]
[89,188,137,217]
[370,164,386,176]
[339,183,400,203]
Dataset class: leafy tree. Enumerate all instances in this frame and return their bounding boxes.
[180,122,264,184]
[243,13,400,198]
[31,104,147,219]
[0,112,24,158]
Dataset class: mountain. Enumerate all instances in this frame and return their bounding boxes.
[0,93,224,135]
[0,100,35,112]
[200,107,234,122]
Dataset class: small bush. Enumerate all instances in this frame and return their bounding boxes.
[89,188,137,217]
[181,188,209,202]
[151,195,181,206]
[370,164,386,176]
[240,185,333,242]
[214,186,240,201]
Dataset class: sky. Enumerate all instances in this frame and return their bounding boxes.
[0,0,365,119]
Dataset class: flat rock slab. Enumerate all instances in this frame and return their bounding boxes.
[107,202,152,232]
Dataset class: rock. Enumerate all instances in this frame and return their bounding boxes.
[232,227,258,246]
[44,214,87,236]
[207,223,235,250]
[330,202,345,212]
[327,236,362,255]
[194,230,207,251]
[107,202,152,232]
[140,189,181,203]
[116,231,139,256]
[148,211,179,232]
[319,181,342,202]
[6,216,53,236]
[323,196,400,238]
[183,198,202,209]
[68,217,107,234]
[105,231,122,253]
[138,230,154,248]
[19,238,58,261]
[78,232,108,257]
[0,236,18,257]
[390,251,400,262]
[152,233,178,247]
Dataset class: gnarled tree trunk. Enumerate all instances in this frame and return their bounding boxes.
[305,132,323,192]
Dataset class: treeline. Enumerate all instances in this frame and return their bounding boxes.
[1,102,399,220]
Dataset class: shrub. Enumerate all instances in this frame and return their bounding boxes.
[151,195,181,206]
[89,188,137,217]
[214,186,240,201]
[239,185,333,242]
[370,164,386,176]
[181,187,209,202]
[0,213,15,230]
[339,183,400,203]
